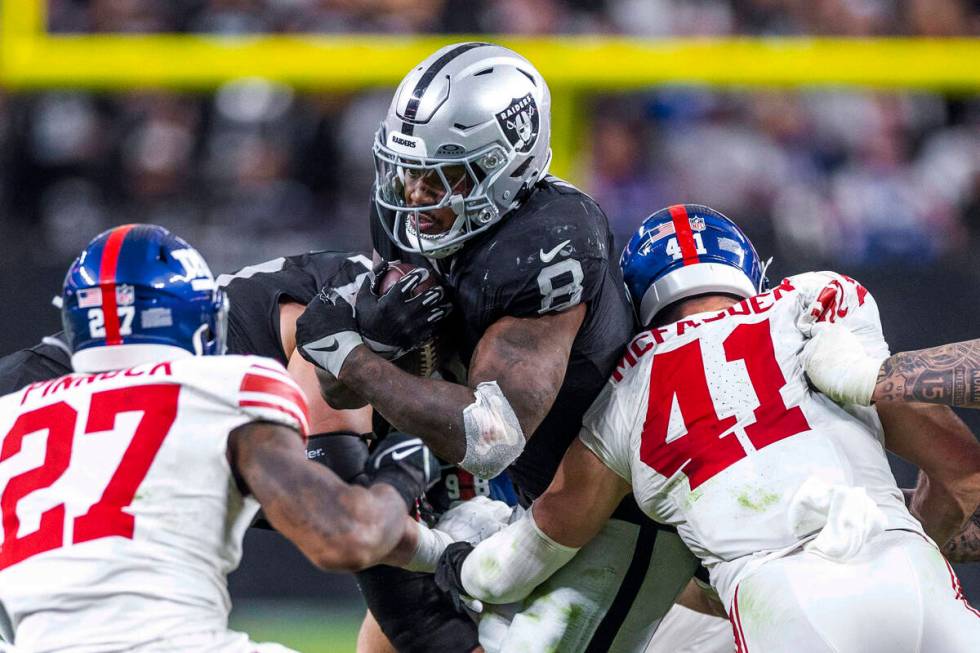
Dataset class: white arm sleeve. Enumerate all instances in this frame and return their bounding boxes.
[460,509,579,605]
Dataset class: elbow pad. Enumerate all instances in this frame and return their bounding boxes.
[460,381,526,479]
[460,509,579,605]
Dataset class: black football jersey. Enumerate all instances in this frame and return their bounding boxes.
[0,251,373,395]
[0,337,72,396]
[217,251,372,366]
[372,176,636,500]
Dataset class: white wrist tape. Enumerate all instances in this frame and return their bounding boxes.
[460,509,579,604]
[404,522,454,573]
[460,381,526,479]
[801,323,885,407]
[301,330,363,378]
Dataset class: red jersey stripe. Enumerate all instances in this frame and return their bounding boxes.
[239,399,309,438]
[730,585,749,651]
[240,373,309,416]
[942,556,980,618]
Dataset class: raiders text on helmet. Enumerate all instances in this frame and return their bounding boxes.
[374,42,552,258]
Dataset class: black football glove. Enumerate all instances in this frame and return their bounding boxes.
[296,286,364,377]
[434,541,477,613]
[364,431,441,512]
[354,263,452,359]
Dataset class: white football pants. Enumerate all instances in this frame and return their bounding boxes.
[645,604,732,653]
[729,530,980,652]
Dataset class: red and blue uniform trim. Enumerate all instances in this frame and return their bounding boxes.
[97,224,136,346]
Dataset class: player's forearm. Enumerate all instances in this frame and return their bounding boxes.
[337,345,474,463]
[942,508,980,563]
[907,472,978,547]
[380,519,456,572]
[879,404,980,544]
[873,339,980,407]
[312,367,370,410]
[289,482,409,571]
[245,441,408,570]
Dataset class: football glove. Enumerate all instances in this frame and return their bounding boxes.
[801,322,885,406]
[434,541,480,614]
[296,286,364,377]
[355,262,452,359]
[365,432,441,512]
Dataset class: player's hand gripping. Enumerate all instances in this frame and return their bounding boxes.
[296,266,451,376]
[801,322,886,406]
[296,285,365,377]
[364,432,441,512]
[355,261,452,358]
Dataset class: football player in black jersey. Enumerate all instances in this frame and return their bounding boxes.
[296,43,701,653]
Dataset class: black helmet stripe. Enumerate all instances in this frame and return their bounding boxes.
[401,42,491,136]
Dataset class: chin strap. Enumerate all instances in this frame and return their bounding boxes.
[758,256,774,291]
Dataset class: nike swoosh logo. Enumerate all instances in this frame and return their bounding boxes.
[391,445,423,461]
[539,240,571,263]
[307,340,339,353]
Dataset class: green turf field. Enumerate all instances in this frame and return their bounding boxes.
[230,601,362,652]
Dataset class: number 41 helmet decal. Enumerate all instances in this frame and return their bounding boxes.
[620,204,770,327]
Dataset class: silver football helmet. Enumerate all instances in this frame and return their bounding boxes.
[374,42,552,258]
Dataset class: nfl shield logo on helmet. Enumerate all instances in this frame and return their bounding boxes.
[495,93,539,154]
[116,284,135,306]
[690,216,706,231]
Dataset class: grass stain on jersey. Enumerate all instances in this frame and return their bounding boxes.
[562,602,588,642]
[482,556,501,578]
[736,487,781,513]
[734,585,778,637]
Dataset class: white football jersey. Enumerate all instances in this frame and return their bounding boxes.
[0,355,309,652]
[579,272,923,609]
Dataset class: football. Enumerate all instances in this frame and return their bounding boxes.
[376,262,442,377]
[377,261,438,297]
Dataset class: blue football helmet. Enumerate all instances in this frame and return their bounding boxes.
[620,204,769,327]
[62,224,227,372]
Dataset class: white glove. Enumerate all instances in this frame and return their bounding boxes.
[789,477,887,561]
[435,496,515,545]
[800,322,885,406]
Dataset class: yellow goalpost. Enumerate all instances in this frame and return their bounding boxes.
[2,0,978,178]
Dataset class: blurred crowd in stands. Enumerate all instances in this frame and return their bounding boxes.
[0,0,976,277]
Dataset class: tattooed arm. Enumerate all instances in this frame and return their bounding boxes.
[803,328,980,546]
[873,340,980,407]
[228,421,413,571]
[802,327,980,409]
[942,506,980,563]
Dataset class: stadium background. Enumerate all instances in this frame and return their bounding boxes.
[0,0,978,649]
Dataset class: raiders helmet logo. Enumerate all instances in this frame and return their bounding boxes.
[495,93,539,154]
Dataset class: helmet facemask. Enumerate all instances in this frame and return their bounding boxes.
[372,42,553,259]
[374,135,512,258]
